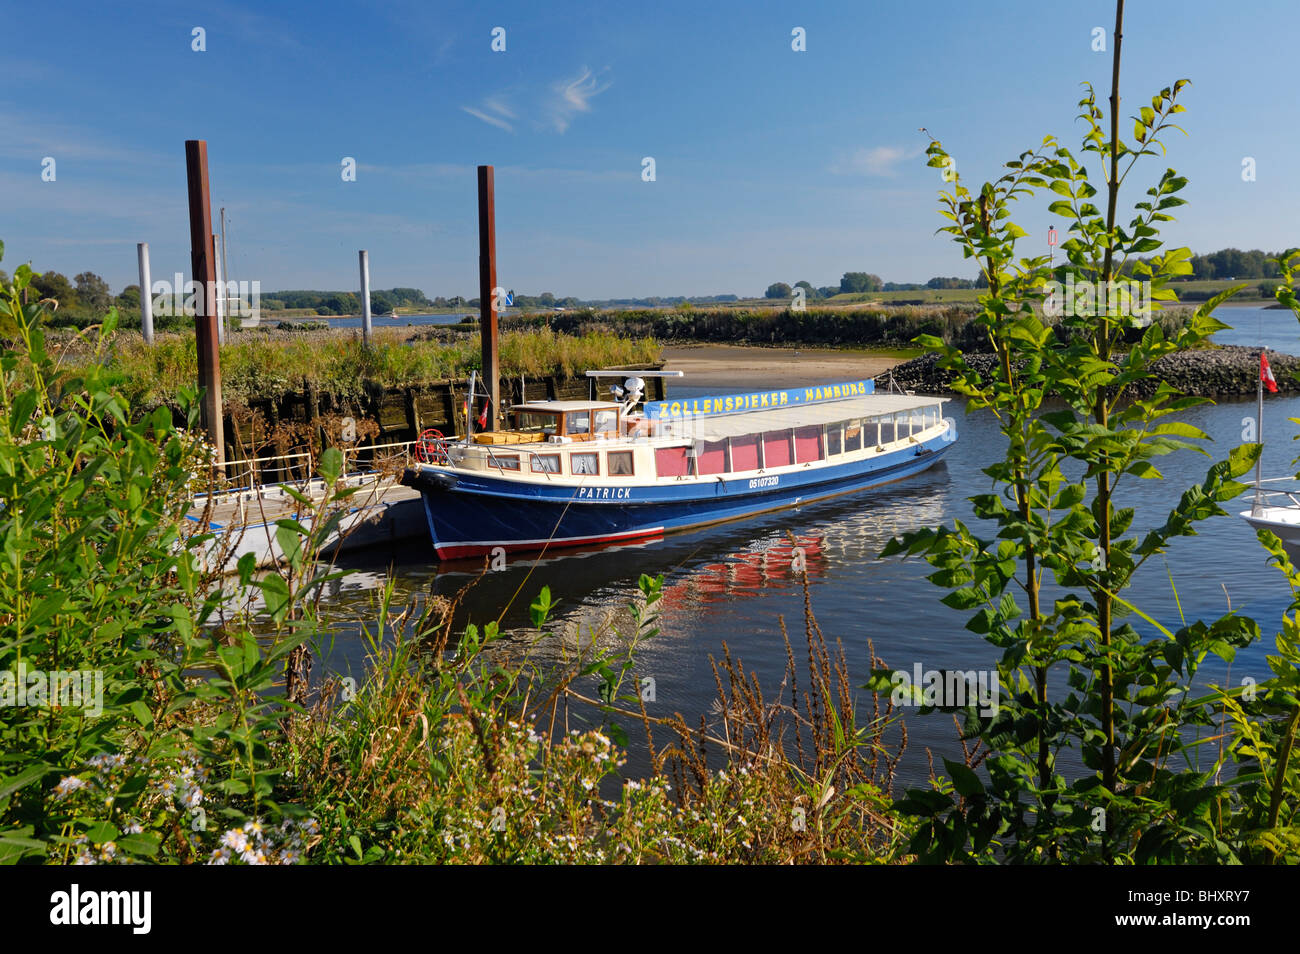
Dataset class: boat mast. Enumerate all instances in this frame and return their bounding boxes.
[1256,348,1264,514]
[467,369,477,441]
[220,207,230,318]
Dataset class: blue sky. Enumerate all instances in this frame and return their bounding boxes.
[4,0,1297,299]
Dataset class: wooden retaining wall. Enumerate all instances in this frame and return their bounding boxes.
[217,365,667,475]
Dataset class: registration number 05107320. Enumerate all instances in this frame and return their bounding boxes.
[748,476,779,489]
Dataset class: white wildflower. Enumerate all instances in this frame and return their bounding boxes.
[53,776,86,799]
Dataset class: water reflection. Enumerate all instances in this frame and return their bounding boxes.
[319,462,953,642]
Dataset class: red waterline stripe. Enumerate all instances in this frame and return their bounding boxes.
[435,526,666,559]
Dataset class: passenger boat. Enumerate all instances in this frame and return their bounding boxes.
[401,372,954,559]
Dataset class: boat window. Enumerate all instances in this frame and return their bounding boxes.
[845,420,862,452]
[570,452,599,476]
[565,412,591,436]
[515,411,559,437]
[608,451,634,476]
[531,454,561,474]
[827,424,843,456]
[593,409,618,435]
[489,453,520,470]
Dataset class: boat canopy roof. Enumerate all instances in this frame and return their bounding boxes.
[584,369,684,378]
[658,393,946,442]
[512,400,622,413]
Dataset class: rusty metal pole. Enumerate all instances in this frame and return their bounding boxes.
[186,140,224,463]
[477,165,499,432]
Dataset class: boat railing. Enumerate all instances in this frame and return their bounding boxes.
[210,450,316,492]
[447,441,559,480]
[343,439,417,475]
[207,440,417,493]
[1244,480,1300,514]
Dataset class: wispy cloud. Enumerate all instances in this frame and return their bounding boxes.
[356,161,471,180]
[830,145,922,177]
[0,169,182,222]
[204,0,306,54]
[497,164,627,183]
[462,67,611,135]
[546,67,610,133]
[462,98,516,132]
[0,109,169,165]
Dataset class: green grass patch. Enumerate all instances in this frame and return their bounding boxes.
[73,327,662,406]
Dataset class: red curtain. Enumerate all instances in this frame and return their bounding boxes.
[794,426,823,463]
[763,431,792,467]
[730,435,760,471]
[696,440,728,475]
[655,446,691,477]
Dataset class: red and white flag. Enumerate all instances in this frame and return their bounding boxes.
[1261,352,1279,394]
[478,401,490,428]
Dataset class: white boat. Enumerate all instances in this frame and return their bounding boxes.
[186,445,425,573]
[1236,348,1300,561]
[1240,479,1300,563]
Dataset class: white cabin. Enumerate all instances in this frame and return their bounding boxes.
[436,393,950,486]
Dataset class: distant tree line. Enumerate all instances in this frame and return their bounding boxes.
[264,287,436,315]
[1,268,145,328]
[6,244,1289,329]
[1120,247,1286,281]
[765,249,1299,300]
[466,293,742,310]
[764,272,987,299]
[1,266,447,326]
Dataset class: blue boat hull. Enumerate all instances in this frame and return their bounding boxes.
[404,433,952,559]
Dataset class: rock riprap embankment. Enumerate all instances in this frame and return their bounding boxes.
[887,345,1299,397]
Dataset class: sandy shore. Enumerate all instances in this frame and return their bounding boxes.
[661,344,904,389]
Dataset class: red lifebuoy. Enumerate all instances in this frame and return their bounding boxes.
[415,428,450,464]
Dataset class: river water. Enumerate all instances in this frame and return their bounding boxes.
[307,305,1300,786]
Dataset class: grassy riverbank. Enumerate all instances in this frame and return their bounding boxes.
[53,326,661,406]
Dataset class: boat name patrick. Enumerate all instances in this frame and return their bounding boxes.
[577,486,633,500]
